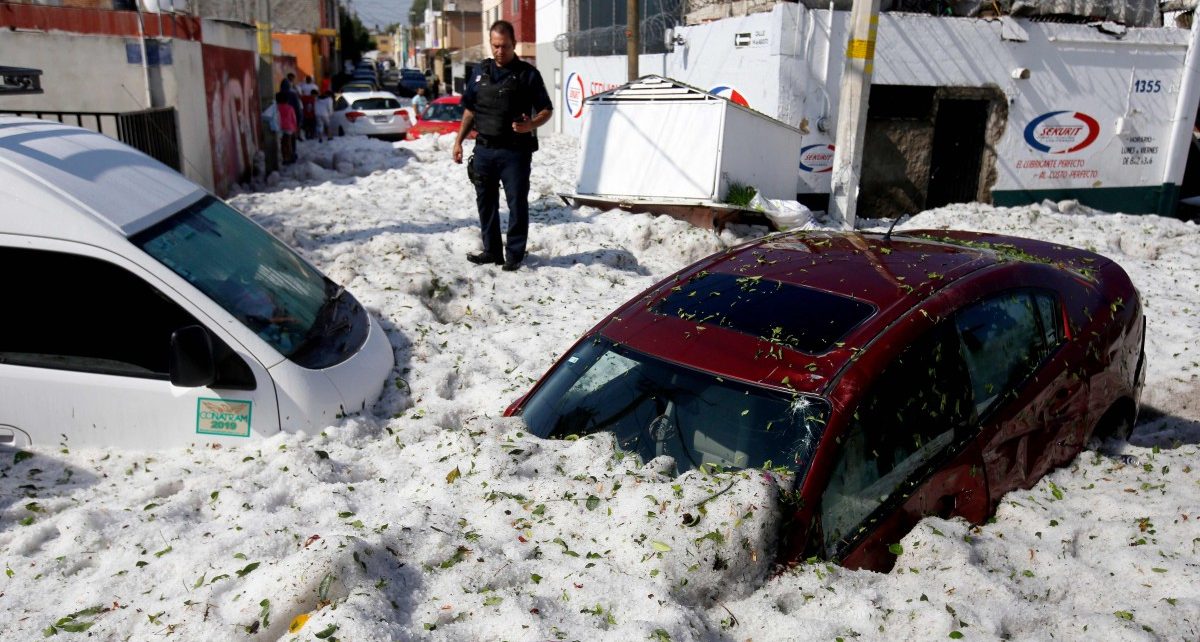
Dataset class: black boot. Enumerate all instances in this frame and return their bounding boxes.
[467,251,503,266]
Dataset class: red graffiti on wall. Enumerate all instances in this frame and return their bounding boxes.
[203,45,260,197]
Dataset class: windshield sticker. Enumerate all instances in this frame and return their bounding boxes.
[196,398,253,438]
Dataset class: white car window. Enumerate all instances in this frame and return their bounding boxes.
[352,98,401,111]
[0,246,254,388]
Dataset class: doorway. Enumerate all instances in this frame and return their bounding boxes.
[927,99,990,209]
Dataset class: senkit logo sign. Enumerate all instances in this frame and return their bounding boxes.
[799,144,835,173]
[709,85,750,108]
[565,72,586,119]
[1024,111,1100,154]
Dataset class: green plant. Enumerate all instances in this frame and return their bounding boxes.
[724,182,756,207]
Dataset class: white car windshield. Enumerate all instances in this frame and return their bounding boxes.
[133,195,365,367]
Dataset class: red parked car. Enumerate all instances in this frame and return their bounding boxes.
[506,230,1145,571]
[405,95,474,140]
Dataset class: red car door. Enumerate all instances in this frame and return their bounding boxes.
[817,321,990,571]
[954,290,1084,503]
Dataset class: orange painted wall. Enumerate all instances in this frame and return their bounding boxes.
[274,33,318,82]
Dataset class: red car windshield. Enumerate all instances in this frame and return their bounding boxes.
[520,337,830,479]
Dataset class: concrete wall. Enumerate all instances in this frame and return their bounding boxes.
[553,3,1196,213]
[192,0,323,31]
[534,0,566,132]
[201,18,261,197]
[559,9,787,137]
[167,38,216,190]
[0,29,214,189]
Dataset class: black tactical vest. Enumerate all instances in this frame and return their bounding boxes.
[472,59,537,150]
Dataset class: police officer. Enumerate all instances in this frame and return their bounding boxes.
[453,20,553,271]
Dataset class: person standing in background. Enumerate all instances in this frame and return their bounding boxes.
[299,75,319,97]
[282,73,303,139]
[315,91,334,142]
[411,87,429,119]
[300,89,318,141]
[276,91,298,164]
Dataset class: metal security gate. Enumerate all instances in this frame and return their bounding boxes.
[0,107,181,172]
[116,108,181,172]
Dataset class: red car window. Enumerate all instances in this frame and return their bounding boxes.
[820,322,973,554]
[954,290,1051,416]
[654,272,875,355]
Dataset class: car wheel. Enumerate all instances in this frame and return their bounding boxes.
[338,126,345,137]
[1089,401,1135,446]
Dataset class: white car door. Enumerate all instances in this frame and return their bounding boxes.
[0,240,281,450]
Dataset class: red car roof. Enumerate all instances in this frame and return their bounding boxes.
[597,229,1109,397]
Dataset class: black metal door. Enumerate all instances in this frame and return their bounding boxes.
[927,99,989,209]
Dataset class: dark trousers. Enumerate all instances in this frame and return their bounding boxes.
[471,145,532,261]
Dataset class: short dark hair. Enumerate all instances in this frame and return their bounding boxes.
[489,20,516,42]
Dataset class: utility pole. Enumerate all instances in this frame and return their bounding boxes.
[626,0,639,81]
[1163,12,1200,216]
[827,0,882,229]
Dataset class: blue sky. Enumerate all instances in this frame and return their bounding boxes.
[349,0,415,31]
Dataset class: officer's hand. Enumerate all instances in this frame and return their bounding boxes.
[452,141,463,164]
[512,114,532,134]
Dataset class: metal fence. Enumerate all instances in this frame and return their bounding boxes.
[0,107,181,172]
[565,0,684,57]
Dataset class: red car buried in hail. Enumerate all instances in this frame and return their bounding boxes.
[506,229,1145,571]
[405,95,474,140]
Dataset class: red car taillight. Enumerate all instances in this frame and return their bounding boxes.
[394,109,409,119]
[345,111,365,122]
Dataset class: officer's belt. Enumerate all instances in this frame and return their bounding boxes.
[475,134,530,150]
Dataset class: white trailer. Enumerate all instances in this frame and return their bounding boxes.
[574,76,803,208]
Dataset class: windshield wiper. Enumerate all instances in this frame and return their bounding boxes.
[289,286,349,357]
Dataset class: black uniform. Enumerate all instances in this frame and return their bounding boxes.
[462,56,552,265]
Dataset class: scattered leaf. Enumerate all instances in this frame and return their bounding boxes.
[288,613,310,634]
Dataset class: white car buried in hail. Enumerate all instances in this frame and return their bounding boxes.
[332,91,412,140]
[0,117,395,450]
